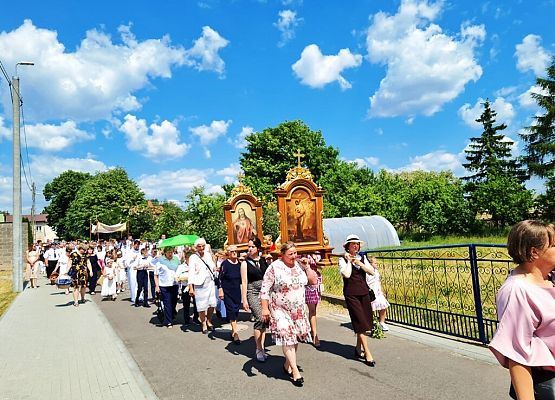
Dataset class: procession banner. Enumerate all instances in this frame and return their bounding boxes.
[91,222,127,234]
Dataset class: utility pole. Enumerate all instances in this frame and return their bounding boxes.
[31,182,36,244]
[12,62,33,293]
[12,74,22,292]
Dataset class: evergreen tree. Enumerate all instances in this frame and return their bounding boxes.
[463,99,532,227]
[520,56,555,179]
[463,99,527,183]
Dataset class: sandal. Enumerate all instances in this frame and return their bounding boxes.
[255,349,266,362]
[73,302,79,307]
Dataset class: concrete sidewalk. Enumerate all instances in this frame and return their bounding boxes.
[0,276,158,400]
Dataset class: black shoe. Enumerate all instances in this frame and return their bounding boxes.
[134,303,140,307]
[143,303,151,308]
[354,349,365,359]
[192,318,201,325]
[291,376,304,387]
[364,359,376,367]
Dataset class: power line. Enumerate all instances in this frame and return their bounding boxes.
[20,105,33,187]
[0,58,15,108]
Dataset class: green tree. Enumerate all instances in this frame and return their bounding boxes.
[319,160,381,218]
[463,99,526,183]
[373,170,410,230]
[183,187,227,249]
[463,99,532,227]
[520,56,555,179]
[537,178,555,222]
[149,202,191,239]
[43,170,92,239]
[65,168,145,238]
[239,120,340,201]
[471,175,533,227]
[403,171,472,236]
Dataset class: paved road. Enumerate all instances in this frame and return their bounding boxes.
[96,293,510,400]
[0,277,157,400]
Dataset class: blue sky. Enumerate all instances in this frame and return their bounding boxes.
[0,0,553,214]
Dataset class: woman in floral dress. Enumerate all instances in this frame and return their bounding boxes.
[260,241,318,387]
[70,244,92,307]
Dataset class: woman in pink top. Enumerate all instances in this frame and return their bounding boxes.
[489,220,555,400]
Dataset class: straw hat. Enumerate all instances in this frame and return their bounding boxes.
[343,234,364,247]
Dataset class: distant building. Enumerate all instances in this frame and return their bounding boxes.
[4,213,58,242]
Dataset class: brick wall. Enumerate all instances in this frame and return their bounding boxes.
[0,223,29,271]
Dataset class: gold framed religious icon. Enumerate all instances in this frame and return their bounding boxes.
[274,149,331,255]
[223,175,264,251]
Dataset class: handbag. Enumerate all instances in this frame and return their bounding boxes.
[196,255,217,284]
[155,292,165,325]
[369,288,376,302]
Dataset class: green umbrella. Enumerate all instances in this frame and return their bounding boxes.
[159,234,200,248]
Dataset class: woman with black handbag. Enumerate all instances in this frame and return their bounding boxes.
[339,234,376,367]
[188,238,218,334]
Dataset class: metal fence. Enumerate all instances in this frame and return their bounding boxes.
[321,244,513,344]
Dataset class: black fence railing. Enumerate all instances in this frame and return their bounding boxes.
[322,244,513,344]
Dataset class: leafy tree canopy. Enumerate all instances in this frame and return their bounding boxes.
[64,168,145,238]
[240,120,340,201]
[183,187,227,249]
[42,170,92,239]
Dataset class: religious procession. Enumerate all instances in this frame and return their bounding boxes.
[23,157,554,397]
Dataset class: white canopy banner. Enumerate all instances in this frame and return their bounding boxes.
[91,222,127,234]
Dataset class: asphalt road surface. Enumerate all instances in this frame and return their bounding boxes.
[95,294,508,400]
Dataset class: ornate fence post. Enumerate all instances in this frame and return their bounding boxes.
[468,244,487,344]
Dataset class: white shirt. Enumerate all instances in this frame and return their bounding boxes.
[44,248,58,261]
[57,255,70,276]
[155,255,180,287]
[188,252,217,286]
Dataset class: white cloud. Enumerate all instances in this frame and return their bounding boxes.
[366,0,485,118]
[216,163,242,184]
[189,119,231,146]
[292,44,362,90]
[136,168,223,200]
[396,150,463,174]
[518,84,548,109]
[494,86,517,97]
[515,34,550,76]
[0,20,187,122]
[230,126,254,149]
[275,10,302,47]
[0,117,94,151]
[0,116,11,139]
[458,97,515,129]
[350,157,380,168]
[119,114,190,159]
[183,26,229,76]
[23,121,94,151]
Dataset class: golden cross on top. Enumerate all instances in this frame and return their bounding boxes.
[237,172,245,184]
[293,149,305,167]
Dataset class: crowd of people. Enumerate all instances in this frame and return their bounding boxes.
[25,233,391,387]
[24,219,555,396]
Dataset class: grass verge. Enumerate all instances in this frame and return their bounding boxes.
[0,271,17,317]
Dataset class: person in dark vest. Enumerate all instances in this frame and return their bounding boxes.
[339,234,376,367]
[87,247,101,295]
